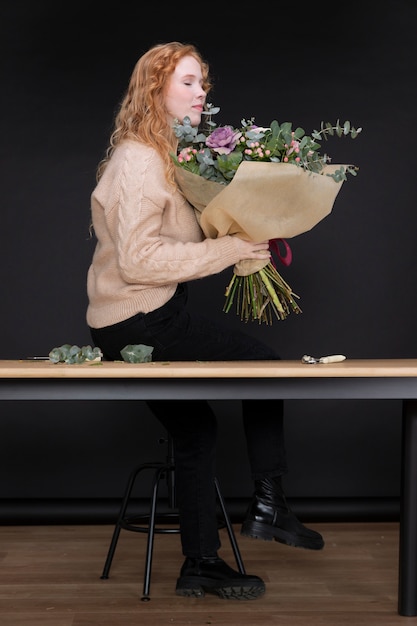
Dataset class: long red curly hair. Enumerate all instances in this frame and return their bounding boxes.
[96,42,212,186]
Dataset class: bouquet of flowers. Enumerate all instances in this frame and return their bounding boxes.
[172,104,362,324]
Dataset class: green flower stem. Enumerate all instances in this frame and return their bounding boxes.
[224,274,239,313]
[248,275,257,318]
[259,268,285,314]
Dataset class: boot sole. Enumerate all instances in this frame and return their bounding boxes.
[241,520,324,550]
[176,576,265,600]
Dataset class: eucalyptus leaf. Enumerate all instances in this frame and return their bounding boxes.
[120,344,154,363]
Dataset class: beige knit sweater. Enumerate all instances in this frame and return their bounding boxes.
[86,141,243,329]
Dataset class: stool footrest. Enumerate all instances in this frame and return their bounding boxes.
[121,511,181,534]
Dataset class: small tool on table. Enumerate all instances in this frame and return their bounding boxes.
[302,354,346,364]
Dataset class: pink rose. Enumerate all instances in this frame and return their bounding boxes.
[206,126,242,155]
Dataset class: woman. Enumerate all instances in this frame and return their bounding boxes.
[86,41,324,600]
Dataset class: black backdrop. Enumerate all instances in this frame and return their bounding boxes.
[1,1,416,521]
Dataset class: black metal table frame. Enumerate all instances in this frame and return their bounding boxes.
[1,375,416,616]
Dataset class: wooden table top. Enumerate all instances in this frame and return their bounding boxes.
[0,359,417,379]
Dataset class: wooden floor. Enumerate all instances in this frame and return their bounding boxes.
[0,522,415,625]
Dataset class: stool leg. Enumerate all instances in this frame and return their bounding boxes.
[101,461,162,579]
[100,464,142,579]
[214,477,246,574]
[141,465,167,601]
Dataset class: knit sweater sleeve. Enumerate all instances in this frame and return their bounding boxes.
[93,142,243,286]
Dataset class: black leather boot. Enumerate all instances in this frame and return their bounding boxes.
[175,556,265,600]
[241,476,324,550]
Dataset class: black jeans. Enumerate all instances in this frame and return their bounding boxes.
[90,283,287,558]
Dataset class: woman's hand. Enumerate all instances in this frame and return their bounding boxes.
[234,238,271,262]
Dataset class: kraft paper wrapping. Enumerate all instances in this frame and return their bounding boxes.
[175,161,346,276]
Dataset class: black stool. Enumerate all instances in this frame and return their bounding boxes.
[100,435,246,601]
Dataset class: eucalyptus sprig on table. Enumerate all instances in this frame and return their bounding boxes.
[48,344,103,364]
[48,343,154,364]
